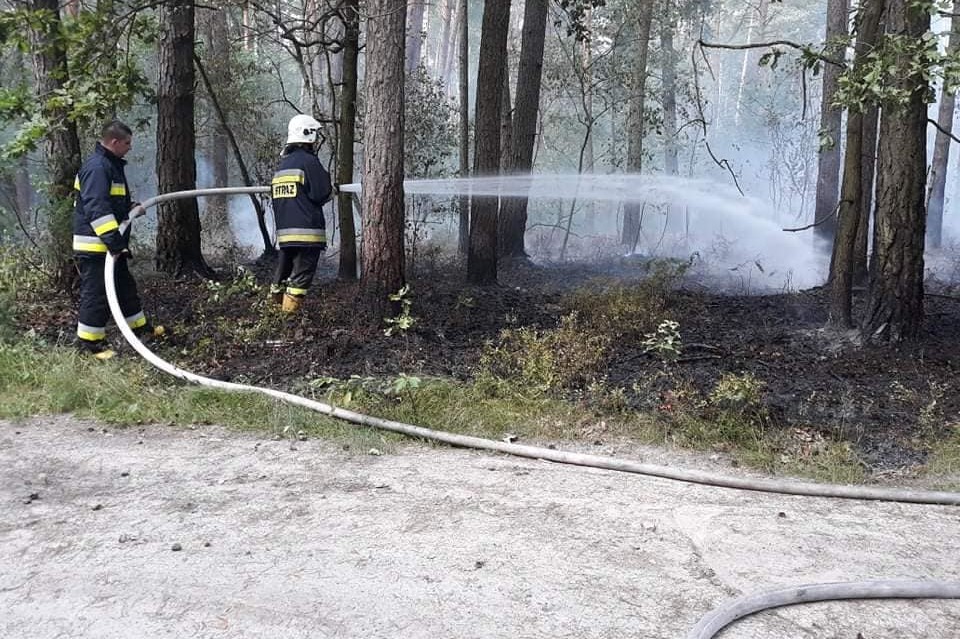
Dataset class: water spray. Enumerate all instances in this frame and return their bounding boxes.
[111,186,959,638]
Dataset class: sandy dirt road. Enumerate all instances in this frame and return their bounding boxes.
[1,416,958,638]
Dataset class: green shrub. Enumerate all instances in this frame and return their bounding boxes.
[478,313,611,394]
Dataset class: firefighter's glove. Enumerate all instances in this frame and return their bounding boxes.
[129,202,146,219]
[113,247,133,262]
[332,184,341,196]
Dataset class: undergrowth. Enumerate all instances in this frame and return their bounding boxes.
[0,242,947,486]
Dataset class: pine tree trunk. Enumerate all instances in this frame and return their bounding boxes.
[497,0,547,259]
[28,0,82,290]
[925,0,960,250]
[861,0,928,343]
[467,0,510,284]
[621,0,655,246]
[813,0,850,250]
[828,0,882,327]
[156,0,211,278]
[500,65,513,172]
[435,0,454,82]
[199,8,232,244]
[360,0,406,316]
[457,0,470,255]
[405,0,427,73]
[337,0,360,280]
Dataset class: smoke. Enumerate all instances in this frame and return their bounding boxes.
[406,174,826,290]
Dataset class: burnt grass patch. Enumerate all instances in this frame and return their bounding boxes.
[26,254,960,474]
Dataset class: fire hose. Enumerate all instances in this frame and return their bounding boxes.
[108,187,959,638]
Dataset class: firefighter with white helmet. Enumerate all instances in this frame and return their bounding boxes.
[269,114,332,313]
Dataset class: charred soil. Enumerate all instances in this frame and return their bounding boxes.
[27,255,960,474]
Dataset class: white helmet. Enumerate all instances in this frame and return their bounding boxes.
[286,114,322,145]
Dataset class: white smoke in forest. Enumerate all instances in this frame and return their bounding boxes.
[405,174,826,291]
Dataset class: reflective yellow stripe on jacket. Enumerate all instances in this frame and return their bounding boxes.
[91,214,119,236]
[73,235,108,253]
[277,227,326,245]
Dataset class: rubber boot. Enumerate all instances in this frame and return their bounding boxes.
[269,291,284,307]
[134,323,167,343]
[78,339,116,361]
[281,293,302,314]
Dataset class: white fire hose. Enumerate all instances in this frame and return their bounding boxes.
[108,187,959,638]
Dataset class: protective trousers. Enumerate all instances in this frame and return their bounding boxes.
[270,247,323,298]
[76,255,147,346]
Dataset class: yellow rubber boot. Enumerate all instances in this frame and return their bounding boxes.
[281,293,302,314]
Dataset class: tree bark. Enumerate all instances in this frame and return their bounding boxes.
[500,68,513,173]
[861,0,928,343]
[156,0,211,278]
[621,0,655,246]
[360,0,406,316]
[405,0,427,73]
[828,0,882,327]
[336,0,360,279]
[199,8,232,243]
[435,0,454,82]
[498,0,548,259]
[28,0,82,290]
[467,0,510,284]
[925,0,960,250]
[457,0,470,255]
[813,0,850,251]
[854,103,879,286]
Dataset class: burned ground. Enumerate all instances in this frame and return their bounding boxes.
[25,254,960,473]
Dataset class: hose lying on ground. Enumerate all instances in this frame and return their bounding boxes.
[110,187,960,638]
[686,580,960,639]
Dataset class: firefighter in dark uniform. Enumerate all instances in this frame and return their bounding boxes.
[73,120,161,359]
[269,114,332,314]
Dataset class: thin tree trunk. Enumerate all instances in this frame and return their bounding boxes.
[828,0,882,327]
[199,8,232,243]
[854,104,879,285]
[405,0,427,73]
[361,0,406,316]
[156,0,212,278]
[661,0,679,175]
[500,69,513,173]
[498,0,548,258]
[925,0,960,250]
[621,0,655,246]
[862,0,928,343]
[337,0,360,279]
[467,0,510,284]
[457,0,470,255]
[813,0,851,251]
[435,0,454,81]
[444,0,463,91]
[28,0,82,290]
[193,54,273,255]
[15,156,33,217]
[734,0,769,127]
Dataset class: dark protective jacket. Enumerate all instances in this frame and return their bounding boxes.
[73,142,133,255]
[270,145,332,249]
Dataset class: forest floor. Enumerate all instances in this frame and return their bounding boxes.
[21,250,960,476]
